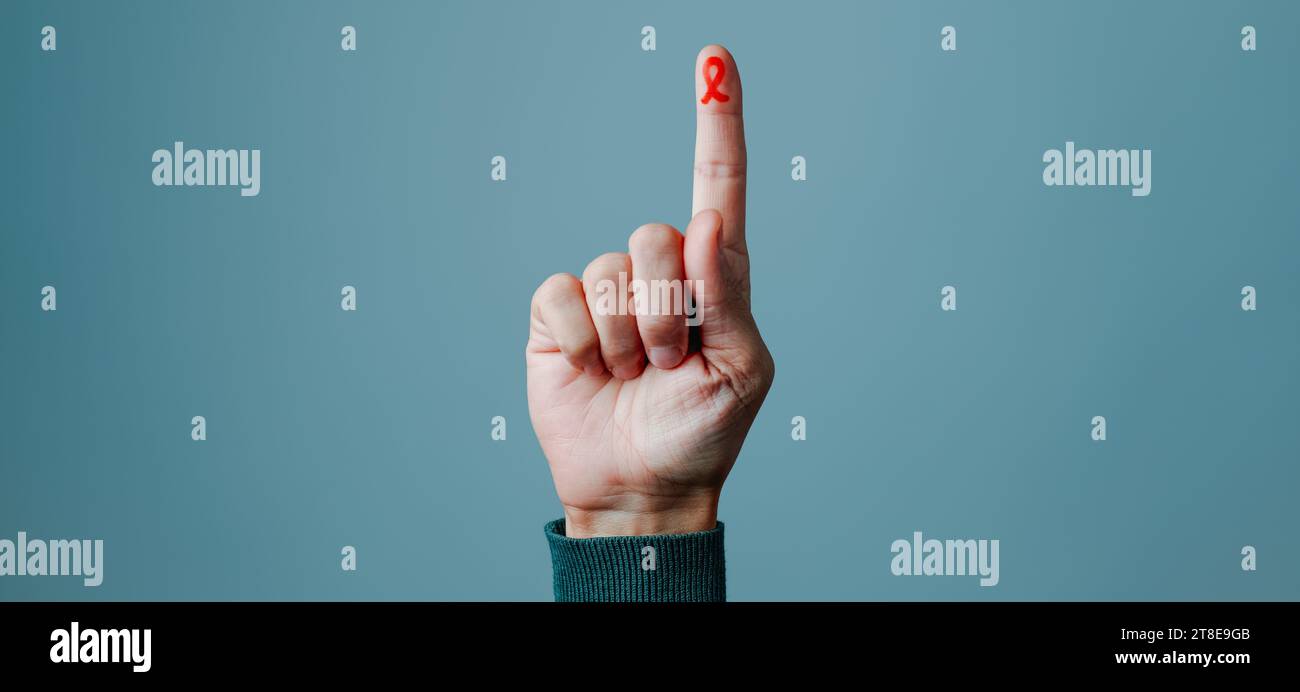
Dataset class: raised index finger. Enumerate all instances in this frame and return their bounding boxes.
[692,45,746,253]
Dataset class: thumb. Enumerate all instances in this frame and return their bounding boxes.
[684,209,771,393]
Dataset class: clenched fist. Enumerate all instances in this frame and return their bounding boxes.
[527,46,774,538]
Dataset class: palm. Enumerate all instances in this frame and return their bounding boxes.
[528,342,753,510]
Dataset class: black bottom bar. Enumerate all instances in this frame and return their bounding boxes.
[0,602,1288,677]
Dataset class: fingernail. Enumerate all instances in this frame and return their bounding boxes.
[648,347,683,369]
[584,362,605,377]
[612,364,639,380]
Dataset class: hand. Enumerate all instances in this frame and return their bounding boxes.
[526,45,774,538]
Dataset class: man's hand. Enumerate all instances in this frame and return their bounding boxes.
[526,45,773,538]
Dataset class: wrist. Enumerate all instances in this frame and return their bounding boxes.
[562,494,719,538]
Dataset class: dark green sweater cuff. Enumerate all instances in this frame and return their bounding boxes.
[544,519,726,602]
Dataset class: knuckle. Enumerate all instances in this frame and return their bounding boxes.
[601,339,643,365]
[628,223,681,253]
[637,314,685,342]
[693,160,747,181]
[569,332,600,360]
[582,252,629,282]
[724,344,775,409]
[732,341,774,383]
[533,272,579,307]
[757,346,776,384]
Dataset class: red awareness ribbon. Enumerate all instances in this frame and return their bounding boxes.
[700,56,730,105]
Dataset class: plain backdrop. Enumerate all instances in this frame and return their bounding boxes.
[2,0,1297,600]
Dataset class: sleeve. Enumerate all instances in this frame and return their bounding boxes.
[543,518,726,602]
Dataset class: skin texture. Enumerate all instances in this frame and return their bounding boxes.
[526,45,774,538]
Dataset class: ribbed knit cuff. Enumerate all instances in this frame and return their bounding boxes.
[544,518,726,602]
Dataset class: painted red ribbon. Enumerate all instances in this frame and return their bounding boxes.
[700,56,729,105]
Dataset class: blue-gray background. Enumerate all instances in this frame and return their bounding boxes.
[2,0,1296,600]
